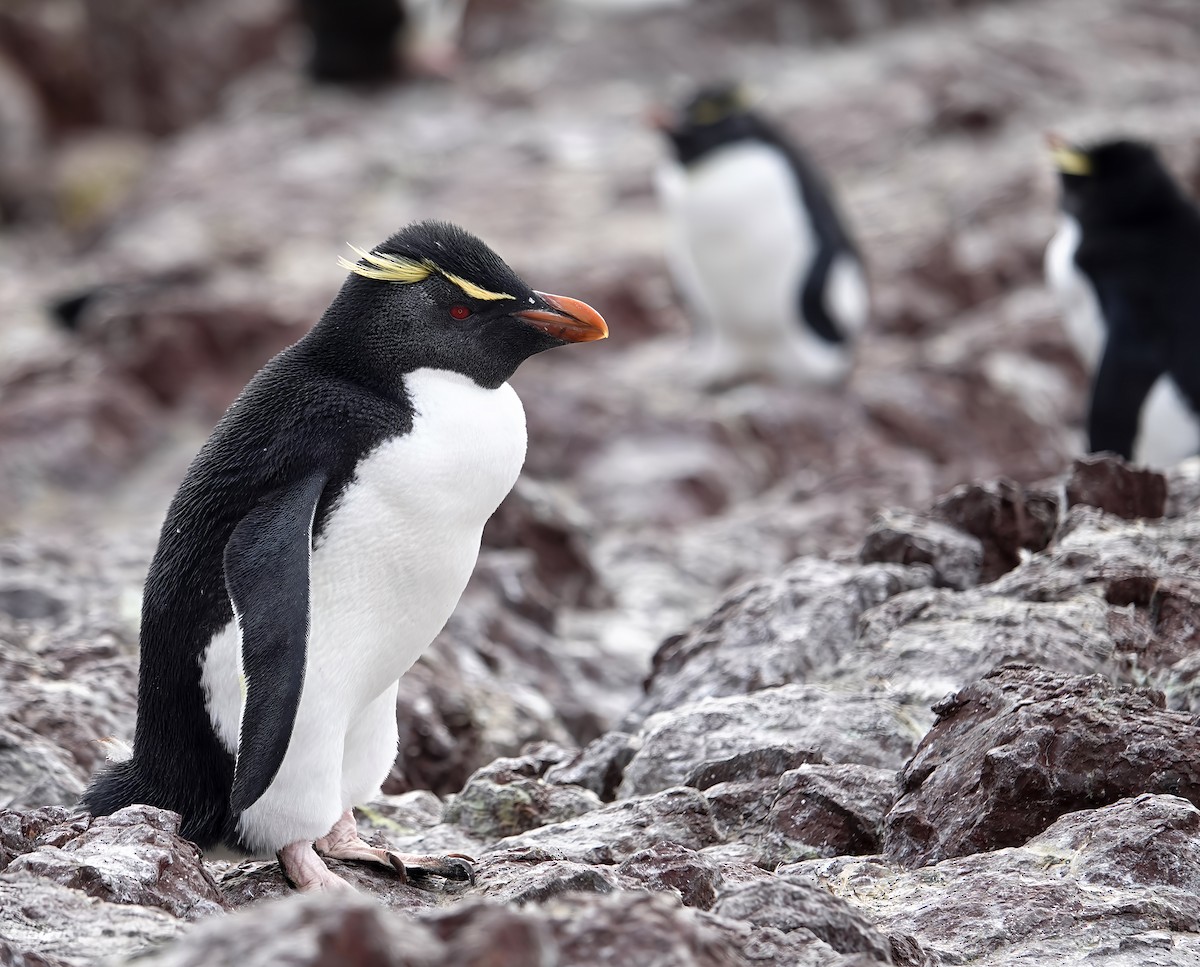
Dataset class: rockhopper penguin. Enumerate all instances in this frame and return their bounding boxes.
[1045,135,1200,466]
[654,83,869,389]
[81,221,608,892]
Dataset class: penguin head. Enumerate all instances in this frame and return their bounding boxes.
[319,220,607,390]
[655,83,762,167]
[1049,135,1185,226]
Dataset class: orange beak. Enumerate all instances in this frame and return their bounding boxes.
[514,291,608,343]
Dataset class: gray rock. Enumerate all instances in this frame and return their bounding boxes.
[789,795,1200,967]
[883,666,1200,866]
[470,847,619,905]
[714,878,894,963]
[628,560,933,725]
[859,510,982,590]
[621,685,925,798]
[492,786,723,862]
[444,772,602,840]
[0,870,183,966]
[126,892,444,967]
[0,725,84,810]
[544,732,641,802]
[684,746,825,791]
[7,806,225,921]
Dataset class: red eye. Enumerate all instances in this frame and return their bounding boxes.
[449,304,471,320]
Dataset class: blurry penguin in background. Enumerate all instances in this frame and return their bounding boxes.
[297,0,467,84]
[1044,135,1200,466]
[653,83,869,390]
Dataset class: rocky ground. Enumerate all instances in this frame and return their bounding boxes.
[3,0,1200,964]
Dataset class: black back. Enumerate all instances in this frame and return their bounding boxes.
[1057,139,1200,458]
[80,221,581,849]
[297,0,405,83]
[661,84,862,345]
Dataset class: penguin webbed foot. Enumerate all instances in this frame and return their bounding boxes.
[313,809,475,887]
[277,840,358,894]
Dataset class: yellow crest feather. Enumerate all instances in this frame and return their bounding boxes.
[441,271,513,301]
[338,244,512,300]
[1051,147,1092,176]
[337,244,434,283]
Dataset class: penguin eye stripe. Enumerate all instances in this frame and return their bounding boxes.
[449,305,472,320]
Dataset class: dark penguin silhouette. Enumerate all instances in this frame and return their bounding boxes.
[81,220,608,892]
[296,0,465,83]
[654,83,869,388]
[1045,135,1200,465]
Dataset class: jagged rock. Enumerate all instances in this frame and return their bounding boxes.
[355,791,445,838]
[884,666,1200,866]
[492,786,722,863]
[859,511,982,590]
[841,589,1121,710]
[7,806,225,920]
[0,724,85,810]
[1065,455,1167,520]
[790,795,1200,966]
[756,764,898,865]
[444,759,603,839]
[714,878,894,964]
[126,892,443,967]
[931,478,1059,582]
[685,747,825,792]
[420,891,746,967]
[0,870,184,966]
[544,732,641,802]
[469,847,618,905]
[620,686,925,798]
[0,807,85,871]
[628,560,934,725]
[617,842,723,909]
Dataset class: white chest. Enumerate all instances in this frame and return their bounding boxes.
[666,142,815,336]
[310,368,526,635]
[200,369,528,753]
[1045,214,1104,370]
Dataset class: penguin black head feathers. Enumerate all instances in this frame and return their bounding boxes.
[1049,136,1188,228]
[314,220,607,391]
[656,83,765,167]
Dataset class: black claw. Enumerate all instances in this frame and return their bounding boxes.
[386,853,408,884]
[406,857,475,883]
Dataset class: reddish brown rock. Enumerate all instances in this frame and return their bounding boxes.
[1065,455,1167,520]
[931,479,1059,582]
[884,666,1200,866]
[759,764,898,864]
[617,842,723,910]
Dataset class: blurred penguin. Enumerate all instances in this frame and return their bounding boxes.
[297,0,466,84]
[654,83,869,390]
[1045,135,1200,466]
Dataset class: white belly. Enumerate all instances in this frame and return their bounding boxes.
[659,143,852,385]
[1135,375,1200,468]
[1045,214,1104,370]
[201,368,526,840]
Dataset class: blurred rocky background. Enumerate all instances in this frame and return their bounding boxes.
[3,0,1200,964]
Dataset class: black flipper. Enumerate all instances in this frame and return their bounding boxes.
[224,473,327,815]
[1087,289,1164,460]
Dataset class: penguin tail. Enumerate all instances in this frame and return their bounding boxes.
[79,757,147,818]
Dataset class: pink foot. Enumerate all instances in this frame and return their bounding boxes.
[315,810,475,884]
[277,840,357,893]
